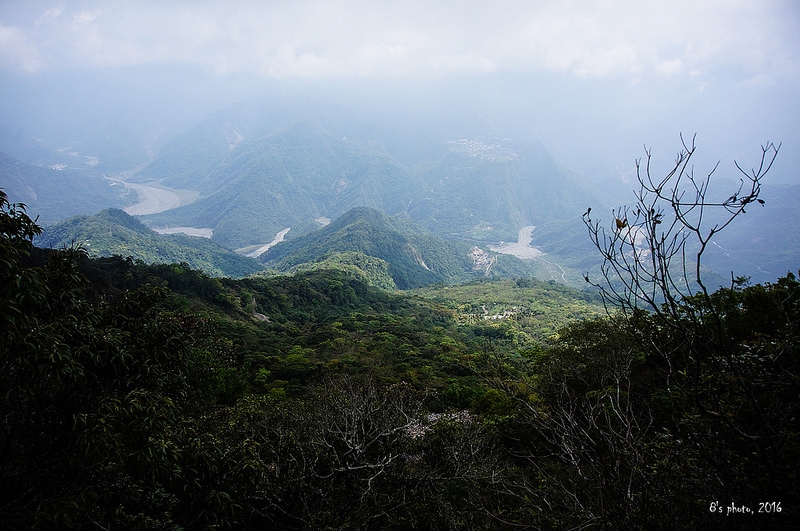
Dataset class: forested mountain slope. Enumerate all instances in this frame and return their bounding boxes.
[2,188,798,529]
[0,151,128,225]
[142,121,420,248]
[259,206,541,289]
[35,207,264,277]
[137,107,607,249]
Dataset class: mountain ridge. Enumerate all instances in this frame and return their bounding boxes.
[35,208,264,278]
[135,109,610,249]
[259,206,542,289]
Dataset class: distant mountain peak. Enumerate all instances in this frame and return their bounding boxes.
[97,208,152,234]
[259,206,538,289]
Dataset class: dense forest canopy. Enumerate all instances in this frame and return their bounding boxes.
[2,187,798,529]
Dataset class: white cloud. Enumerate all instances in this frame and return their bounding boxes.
[0,23,43,72]
[37,6,63,25]
[0,0,796,84]
[73,10,100,25]
[657,59,684,76]
[742,73,776,88]
[428,54,496,76]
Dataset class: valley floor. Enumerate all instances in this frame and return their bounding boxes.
[489,226,544,259]
[117,180,198,216]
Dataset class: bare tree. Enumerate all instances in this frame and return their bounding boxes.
[578,136,795,516]
[582,134,780,318]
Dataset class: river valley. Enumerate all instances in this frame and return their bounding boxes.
[116,179,214,237]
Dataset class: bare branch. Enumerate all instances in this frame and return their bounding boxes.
[583,137,779,316]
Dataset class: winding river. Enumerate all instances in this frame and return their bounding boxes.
[489,226,568,283]
[241,228,291,258]
[121,182,187,215]
[489,226,544,259]
[115,179,212,237]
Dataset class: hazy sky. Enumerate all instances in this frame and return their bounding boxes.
[1,0,798,181]
[2,0,797,82]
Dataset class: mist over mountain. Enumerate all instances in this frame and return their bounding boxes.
[0,0,797,289]
[528,183,800,287]
[702,183,800,283]
[133,104,609,252]
[1,6,798,526]
[2,93,795,288]
[0,148,129,225]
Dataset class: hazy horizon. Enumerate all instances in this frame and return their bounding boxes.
[1,0,798,186]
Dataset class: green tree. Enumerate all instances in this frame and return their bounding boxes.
[0,189,241,528]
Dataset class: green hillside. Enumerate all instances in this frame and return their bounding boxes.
[259,206,540,289]
[286,251,399,291]
[35,208,264,278]
[413,277,604,341]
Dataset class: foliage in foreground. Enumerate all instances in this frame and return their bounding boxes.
[2,188,798,529]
